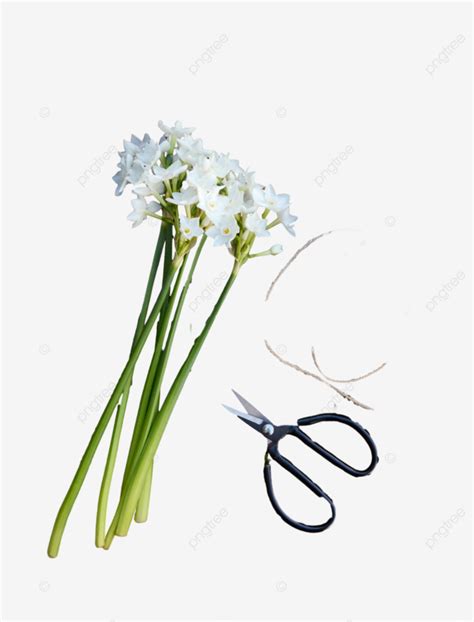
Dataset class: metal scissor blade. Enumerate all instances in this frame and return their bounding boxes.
[231,389,273,426]
[222,404,264,426]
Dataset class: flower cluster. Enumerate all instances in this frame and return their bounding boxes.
[113,121,296,261]
[48,120,297,559]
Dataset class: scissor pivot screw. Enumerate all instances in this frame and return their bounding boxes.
[263,424,274,436]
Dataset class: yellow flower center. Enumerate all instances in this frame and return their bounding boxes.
[223,227,230,235]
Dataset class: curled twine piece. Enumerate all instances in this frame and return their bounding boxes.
[265,230,334,301]
[265,340,376,411]
[265,229,386,411]
[311,347,386,384]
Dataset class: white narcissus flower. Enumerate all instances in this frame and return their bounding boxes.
[158,139,171,154]
[134,138,160,170]
[168,187,198,206]
[158,120,195,140]
[246,212,270,237]
[279,208,298,236]
[113,134,159,196]
[177,137,208,165]
[206,215,239,246]
[208,152,240,178]
[132,185,152,197]
[197,188,229,223]
[114,120,295,245]
[187,164,217,191]
[238,169,257,191]
[225,183,246,216]
[237,170,259,213]
[240,200,257,215]
[151,160,188,182]
[252,184,289,214]
[127,197,160,228]
[179,216,203,240]
[142,171,165,196]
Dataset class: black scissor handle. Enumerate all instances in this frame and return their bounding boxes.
[295,413,379,477]
[263,443,336,533]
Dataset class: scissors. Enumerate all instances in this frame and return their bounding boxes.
[223,390,379,533]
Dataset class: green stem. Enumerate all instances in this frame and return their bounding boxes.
[135,236,207,521]
[134,463,153,523]
[106,234,184,530]
[94,384,131,547]
[115,261,240,537]
[130,256,189,463]
[121,254,184,498]
[94,223,169,547]
[133,223,171,346]
[120,227,174,489]
[47,258,179,558]
[266,217,280,230]
[120,340,162,489]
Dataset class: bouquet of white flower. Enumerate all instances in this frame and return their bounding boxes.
[48,121,297,556]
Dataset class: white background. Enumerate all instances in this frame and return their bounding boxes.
[2,1,472,620]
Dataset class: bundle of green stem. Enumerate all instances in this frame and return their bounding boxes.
[47,224,234,556]
[47,121,295,556]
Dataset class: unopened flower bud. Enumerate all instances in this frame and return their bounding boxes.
[270,244,283,255]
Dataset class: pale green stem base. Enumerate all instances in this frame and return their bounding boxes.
[119,227,173,491]
[95,224,170,547]
[95,384,131,547]
[133,237,207,522]
[47,259,178,558]
[113,263,239,539]
[134,462,153,523]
